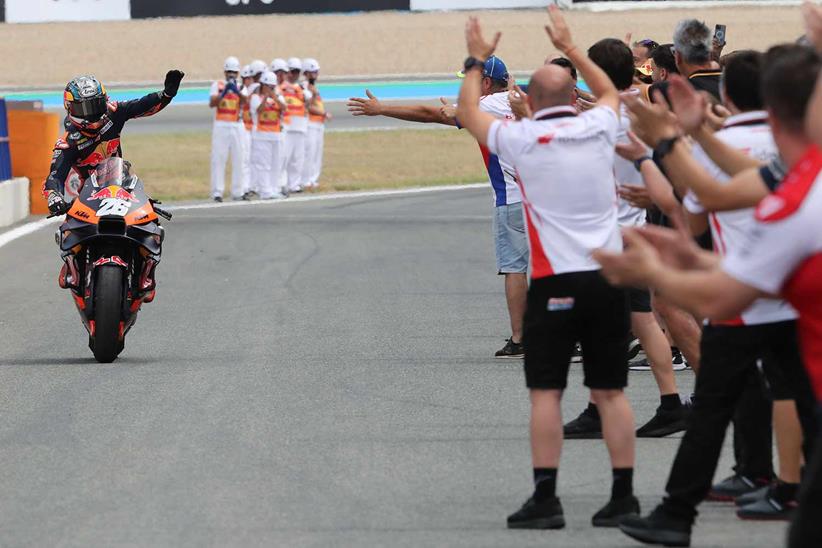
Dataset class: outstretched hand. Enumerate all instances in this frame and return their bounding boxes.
[347,90,382,116]
[803,0,822,52]
[164,69,185,98]
[545,4,575,54]
[465,16,501,60]
[439,97,457,121]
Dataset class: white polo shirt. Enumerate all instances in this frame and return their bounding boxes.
[615,97,648,228]
[684,111,796,325]
[477,92,522,207]
[486,105,622,278]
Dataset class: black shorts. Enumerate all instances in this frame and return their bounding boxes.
[523,271,630,390]
[629,287,652,313]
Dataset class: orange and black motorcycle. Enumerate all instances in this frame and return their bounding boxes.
[52,157,171,363]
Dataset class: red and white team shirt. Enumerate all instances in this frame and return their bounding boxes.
[723,145,822,399]
[685,111,797,325]
[486,105,622,278]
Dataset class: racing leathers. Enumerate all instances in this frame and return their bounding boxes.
[47,71,182,301]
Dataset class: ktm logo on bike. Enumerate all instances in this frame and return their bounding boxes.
[89,186,136,202]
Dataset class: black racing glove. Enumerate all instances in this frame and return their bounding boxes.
[47,191,69,216]
[163,70,185,98]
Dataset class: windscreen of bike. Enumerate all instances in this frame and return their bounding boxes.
[92,157,125,188]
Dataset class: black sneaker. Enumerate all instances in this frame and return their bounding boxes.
[619,505,692,547]
[636,403,690,438]
[213,196,223,203]
[736,490,797,521]
[629,357,652,371]
[495,338,524,359]
[627,338,643,361]
[592,495,640,527]
[563,405,602,439]
[507,495,565,529]
[734,484,769,507]
[707,474,765,502]
[671,347,689,371]
[570,343,583,364]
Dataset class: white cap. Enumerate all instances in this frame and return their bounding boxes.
[224,56,241,73]
[287,57,302,71]
[270,58,288,72]
[240,65,253,78]
[259,71,278,87]
[250,59,267,76]
[302,58,320,73]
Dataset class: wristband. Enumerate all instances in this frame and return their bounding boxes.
[463,57,485,74]
[633,156,652,171]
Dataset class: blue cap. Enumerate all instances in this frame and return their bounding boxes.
[457,55,509,82]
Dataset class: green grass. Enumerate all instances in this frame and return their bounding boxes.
[120,129,488,202]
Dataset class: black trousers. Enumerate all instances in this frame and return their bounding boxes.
[661,321,817,520]
[731,368,773,481]
[789,407,822,548]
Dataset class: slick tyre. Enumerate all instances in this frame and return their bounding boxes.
[92,264,124,363]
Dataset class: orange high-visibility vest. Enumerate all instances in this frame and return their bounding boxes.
[215,81,241,123]
[309,91,326,124]
[257,97,283,133]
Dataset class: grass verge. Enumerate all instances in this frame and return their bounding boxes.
[121,129,487,202]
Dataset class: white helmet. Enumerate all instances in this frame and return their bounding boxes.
[224,56,241,73]
[287,57,302,71]
[270,58,288,73]
[259,71,278,88]
[250,59,267,76]
[302,58,320,73]
[240,65,253,78]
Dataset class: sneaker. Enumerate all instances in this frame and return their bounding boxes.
[570,343,583,364]
[592,495,640,527]
[636,403,690,438]
[507,495,565,529]
[736,491,797,521]
[232,195,249,201]
[707,474,766,502]
[213,196,223,203]
[495,338,524,359]
[672,348,689,371]
[627,338,642,361]
[629,358,652,371]
[563,405,602,439]
[619,505,692,547]
[734,484,769,507]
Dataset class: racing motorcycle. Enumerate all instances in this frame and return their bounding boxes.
[52,157,172,363]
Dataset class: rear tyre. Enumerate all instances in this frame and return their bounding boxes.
[92,265,124,363]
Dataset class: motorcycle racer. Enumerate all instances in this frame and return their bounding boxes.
[44,69,185,214]
[44,69,184,304]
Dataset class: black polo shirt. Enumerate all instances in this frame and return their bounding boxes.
[645,68,723,103]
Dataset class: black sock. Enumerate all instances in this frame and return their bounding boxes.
[773,479,799,502]
[660,393,681,410]
[612,468,634,500]
[533,468,557,501]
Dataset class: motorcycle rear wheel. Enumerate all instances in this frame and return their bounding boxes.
[92,265,124,363]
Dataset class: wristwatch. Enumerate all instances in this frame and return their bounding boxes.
[654,136,681,161]
[633,156,652,171]
[463,57,485,74]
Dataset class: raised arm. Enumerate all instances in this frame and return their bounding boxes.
[347,90,456,126]
[455,17,502,147]
[544,5,619,114]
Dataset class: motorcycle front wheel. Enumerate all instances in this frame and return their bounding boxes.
[92,264,124,363]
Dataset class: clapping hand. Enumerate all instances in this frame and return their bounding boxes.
[465,16,501,60]
[623,92,679,148]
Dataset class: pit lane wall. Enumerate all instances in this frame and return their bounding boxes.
[0,0,790,23]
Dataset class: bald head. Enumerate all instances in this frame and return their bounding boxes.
[528,65,577,112]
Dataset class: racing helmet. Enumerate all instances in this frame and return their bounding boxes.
[64,75,109,130]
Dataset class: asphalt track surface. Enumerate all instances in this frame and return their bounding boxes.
[0,187,786,547]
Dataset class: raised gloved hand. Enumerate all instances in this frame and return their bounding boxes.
[47,191,69,216]
[163,70,185,98]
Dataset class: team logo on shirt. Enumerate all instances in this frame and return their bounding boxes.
[754,195,787,222]
[537,134,555,145]
[547,297,574,311]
